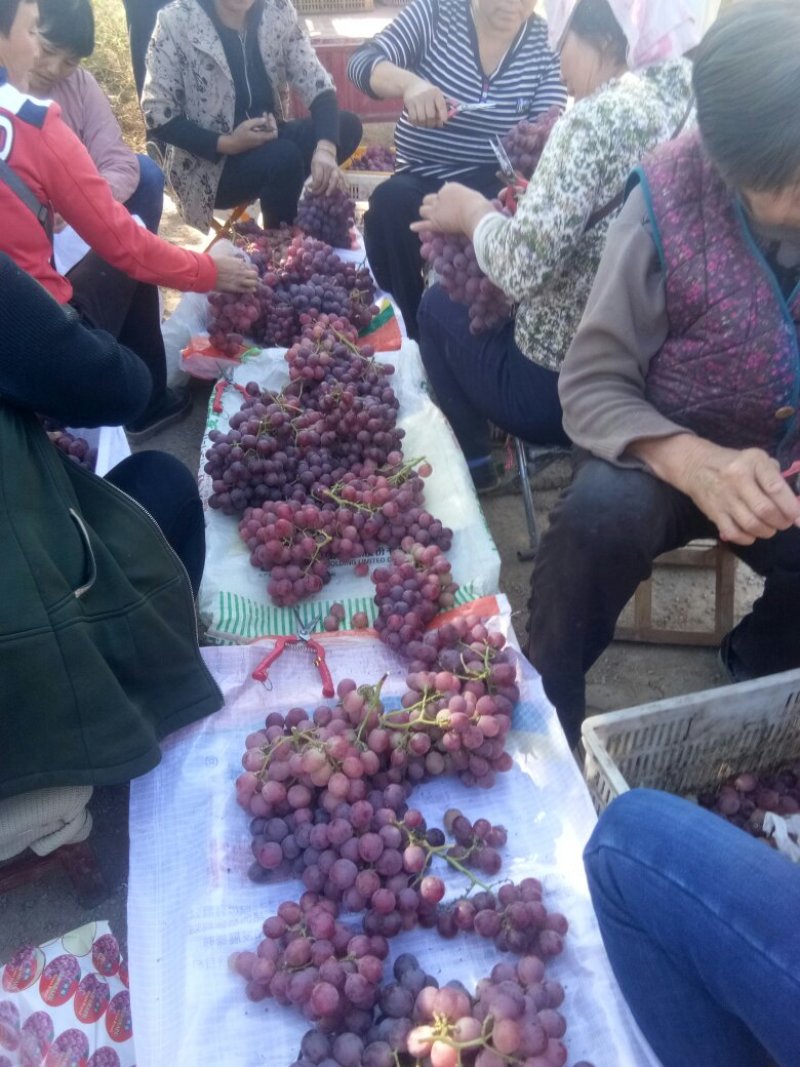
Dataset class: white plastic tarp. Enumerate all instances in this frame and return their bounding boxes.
[128,607,662,1067]
[197,341,501,640]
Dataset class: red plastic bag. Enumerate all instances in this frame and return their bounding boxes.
[181,336,251,380]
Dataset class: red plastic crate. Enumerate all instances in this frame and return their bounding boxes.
[291,38,402,123]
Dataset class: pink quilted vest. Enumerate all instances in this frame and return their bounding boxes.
[634,134,800,465]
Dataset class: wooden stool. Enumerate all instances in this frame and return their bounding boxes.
[144,140,250,252]
[203,202,252,252]
[615,540,737,646]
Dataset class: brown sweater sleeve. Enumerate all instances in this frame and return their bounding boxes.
[558,184,692,466]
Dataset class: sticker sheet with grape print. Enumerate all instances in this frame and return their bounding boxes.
[0,921,134,1067]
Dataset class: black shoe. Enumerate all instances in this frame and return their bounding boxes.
[718,631,756,684]
[125,386,192,441]
[469,458,520,496]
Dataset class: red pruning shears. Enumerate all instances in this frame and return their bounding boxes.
[781,459,800,495]
[251,609,335,698]
[212,364,249,414]
[445,97,499,120]
[491,136,528,215]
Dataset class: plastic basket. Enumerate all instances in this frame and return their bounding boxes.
[342,169,393,203]
[293,0,373,12]
[582,669,800,812]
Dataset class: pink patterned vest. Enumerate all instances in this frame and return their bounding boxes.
[634,134,800,465]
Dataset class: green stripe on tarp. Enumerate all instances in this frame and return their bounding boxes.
[213,584,483,640]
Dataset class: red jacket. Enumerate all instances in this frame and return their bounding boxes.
[0,74,217,304]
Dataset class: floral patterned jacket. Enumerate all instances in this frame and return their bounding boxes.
[473,60,694,371]
[142,0,333,231]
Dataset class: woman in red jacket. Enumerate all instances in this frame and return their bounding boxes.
[0,0,257,438]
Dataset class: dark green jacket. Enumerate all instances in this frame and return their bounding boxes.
[0,404,223,800]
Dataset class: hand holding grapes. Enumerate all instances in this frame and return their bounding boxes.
[212,255,260,293]
[403,78,449,128]
[310,141,341,196]
[411,183,495,238]
[218,115,277,156]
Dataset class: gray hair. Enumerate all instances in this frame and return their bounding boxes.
[693,0,800,191]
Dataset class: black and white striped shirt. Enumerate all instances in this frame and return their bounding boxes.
[348,0,566,179]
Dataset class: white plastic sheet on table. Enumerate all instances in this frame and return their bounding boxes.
[197,340,501,640]
[128,603,662,1067]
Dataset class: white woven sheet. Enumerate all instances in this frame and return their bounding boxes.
[128,609,662,1067]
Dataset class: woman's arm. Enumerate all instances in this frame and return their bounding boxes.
[0,255,150,427]
[472,109,610,300]
[141,9,234,159]
[70,69,141,204]
[347,0,435,100]
[37,108,233,294]
[558,187,675,461]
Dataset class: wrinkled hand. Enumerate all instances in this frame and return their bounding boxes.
[679,442,800,545]
[220,115,277,155]
[309,143,341,195]
[213,255,259,293]
[403,79,448,128]
[411,182,493,236]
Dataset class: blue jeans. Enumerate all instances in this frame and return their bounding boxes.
[124,154,165,234]
[584,789,800,1067]
[417,283,569,464]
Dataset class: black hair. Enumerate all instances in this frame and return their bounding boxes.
[567,0,628,67]
[0,0,36,38]
[37,0,95,57]
[693,0,800,192]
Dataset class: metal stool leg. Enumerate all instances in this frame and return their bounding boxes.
[514,436,538,561]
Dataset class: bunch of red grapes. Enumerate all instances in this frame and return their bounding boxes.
[207,230,378,352]
[48,429,98,471]
[295,187,356,249]
[698,762,800,840]
[418,207,513,335]
[353,145,396,172]
[501,106,561,180]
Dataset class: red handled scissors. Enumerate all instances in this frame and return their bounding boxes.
[251,609,335,698]
[212,364,249,414]
[491,137,528,214]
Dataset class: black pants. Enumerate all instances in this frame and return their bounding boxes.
[363,166,503,340]
[528,457,800,748]
[68,252,166,420]
[216,113,363,228]
[417,283,569,462]
[121,0,169,97]
[105,451,206,596]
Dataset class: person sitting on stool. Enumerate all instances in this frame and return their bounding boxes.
[142,0,362,234]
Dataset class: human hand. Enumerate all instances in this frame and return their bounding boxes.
[676,441,800,545]
[309,141,340,195]
[411,182,495,237]
[403,78,449,128]
[212,255,259,293]
[218,115,277,155]
[52,213,67,234]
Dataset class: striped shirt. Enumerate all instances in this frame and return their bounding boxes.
[348,0,566,179]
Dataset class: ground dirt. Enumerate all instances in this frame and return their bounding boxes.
[0,185,764,964]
